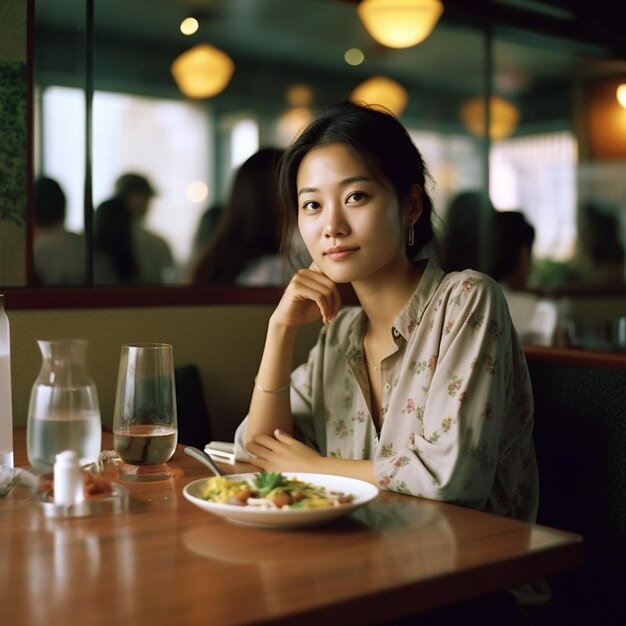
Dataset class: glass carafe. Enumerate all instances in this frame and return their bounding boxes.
[27,339,102,474]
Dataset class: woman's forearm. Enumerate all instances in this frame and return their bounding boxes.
[245,319,299,443]
[314,457,378,486]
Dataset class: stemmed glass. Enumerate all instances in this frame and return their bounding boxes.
[112,343,178,481]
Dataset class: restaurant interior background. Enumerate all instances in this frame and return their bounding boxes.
[1,8,624,623]
[1,0,626,348]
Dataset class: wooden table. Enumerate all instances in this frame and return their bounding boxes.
[0,430,582,626]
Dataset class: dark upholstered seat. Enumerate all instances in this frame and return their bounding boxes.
[527,353,626,625]
[174,364,212,449]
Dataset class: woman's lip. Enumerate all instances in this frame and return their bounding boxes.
[324,247,359,259]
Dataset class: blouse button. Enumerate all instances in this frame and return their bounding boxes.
[392,328,400,338]
[384,382,392,391]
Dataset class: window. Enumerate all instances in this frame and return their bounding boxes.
[38,88,213,270]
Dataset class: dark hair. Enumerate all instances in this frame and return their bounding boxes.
[442,191,495,273]
[34,177,66,228]
[490,210,535,282]
[278,101,436,259]
[93,197,136,282]
[190,148,285,285]
[115,173,156,197]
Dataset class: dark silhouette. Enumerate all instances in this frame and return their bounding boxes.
[442,191,495,273]
[34,176,66,230]
[188,149,291,286]
[580,203,624,283]
[489,210,535,290]
[94,172,173,284]
[488,210,559,346]
[189,203,223,263]
[33,176,86,285]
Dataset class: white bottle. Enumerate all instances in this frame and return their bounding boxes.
[0,294,13,468]
[54,450,85,505]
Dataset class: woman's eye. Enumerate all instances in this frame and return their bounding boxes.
[301,200,320,212]
[347,191,367,203]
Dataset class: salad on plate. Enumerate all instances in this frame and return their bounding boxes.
[199,471,355,509]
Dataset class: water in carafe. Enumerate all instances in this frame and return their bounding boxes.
[27,339,102,474]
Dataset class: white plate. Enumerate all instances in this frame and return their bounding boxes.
[183,472,379,528]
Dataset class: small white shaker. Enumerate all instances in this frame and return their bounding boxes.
[54,450,85,505]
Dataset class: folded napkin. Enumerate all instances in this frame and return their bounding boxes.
[0,467,38,496]
[203,441,246,465]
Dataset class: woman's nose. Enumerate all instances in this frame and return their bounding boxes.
[324,205,349,238]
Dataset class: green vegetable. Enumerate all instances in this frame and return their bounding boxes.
[255,471,285,497]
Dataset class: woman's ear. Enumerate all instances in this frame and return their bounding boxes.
[406,184,423,226]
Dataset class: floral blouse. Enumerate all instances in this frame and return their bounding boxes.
[235,261,539,522]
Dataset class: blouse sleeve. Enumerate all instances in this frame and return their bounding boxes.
[375,273,526,510]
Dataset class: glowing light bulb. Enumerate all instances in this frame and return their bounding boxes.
[180,17,199,36]
[344,48,365,66]
[186,181,209,203]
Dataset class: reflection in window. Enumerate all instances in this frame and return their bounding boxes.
[491,132,577,261]
[408,129,483,218]
[39,88,213,272]
[38,86,86,234]
[93,92,211,269]
[36,88,582,287]
[230,118,259,170]
[406,128,579,285]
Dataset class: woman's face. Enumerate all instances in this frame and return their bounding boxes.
[296,143,408,285]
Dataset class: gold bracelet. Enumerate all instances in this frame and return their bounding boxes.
[254,376,291,394]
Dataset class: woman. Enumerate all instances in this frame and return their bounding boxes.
[234,101,538,524]
[187,148,293,286]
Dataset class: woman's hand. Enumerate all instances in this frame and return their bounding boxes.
[271,264,342,327]
[246,429,323,473]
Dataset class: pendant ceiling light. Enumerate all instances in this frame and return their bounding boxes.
[357,0,444,49]
[277,107,314,144]
[617,83,626,109]
[171,43,234,99]
[459,95,520,141]
[350,75,408,117]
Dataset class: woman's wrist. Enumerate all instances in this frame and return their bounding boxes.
[254,376,290,394]
[266,316,299,349]
[309,457,378,486]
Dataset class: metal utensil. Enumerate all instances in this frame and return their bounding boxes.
[184,446,224,477]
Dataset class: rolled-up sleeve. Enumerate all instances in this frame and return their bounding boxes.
[233,267,537,519]
[375,274,523,510]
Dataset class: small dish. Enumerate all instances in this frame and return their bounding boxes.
[183,472,379,528]
[37,483,129,518]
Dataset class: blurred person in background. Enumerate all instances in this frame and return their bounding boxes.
[33,176,88,286]
[489,210,559,346]
[186,148,301,286]
[94,172,174,284]
[441,190,495,273]
[188,202,223,266]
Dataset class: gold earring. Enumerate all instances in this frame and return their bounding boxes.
[408,224,415,247]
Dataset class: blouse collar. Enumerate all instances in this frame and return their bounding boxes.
[346,259,447,349]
